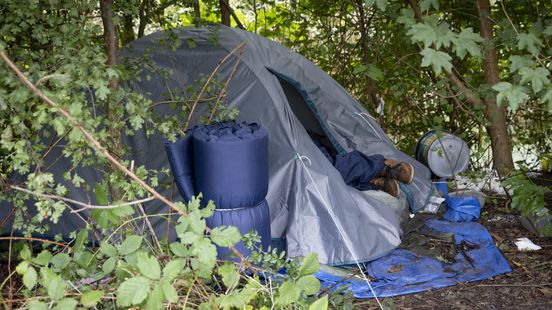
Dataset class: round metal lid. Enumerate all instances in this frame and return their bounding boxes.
[427,133,470,178]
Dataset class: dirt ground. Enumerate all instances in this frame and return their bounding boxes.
[356,184,552,310]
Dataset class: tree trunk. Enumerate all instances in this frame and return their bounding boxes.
[192,0,201,24]
[120,15,135,45]
[476,0,514,176]
[99,0,118,70]
[100,0,124,200]
[355,0,379,109]
[220,0,231,26]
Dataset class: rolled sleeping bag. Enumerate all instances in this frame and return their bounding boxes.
[163,128,197,202]
[193,122,268,209]
[206,199,271,259]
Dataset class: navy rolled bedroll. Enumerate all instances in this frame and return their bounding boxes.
[164,121,270,258]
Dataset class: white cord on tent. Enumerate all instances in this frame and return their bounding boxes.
[353,112,384,142]
[295,153,385,309]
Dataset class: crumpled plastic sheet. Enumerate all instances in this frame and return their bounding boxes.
[435,180,481,222]
[315,219,511,298]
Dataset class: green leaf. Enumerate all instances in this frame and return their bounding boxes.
[298,253,319,277]
[95,84,110,100]
[40,267,66,301]
[33,250,53,266]
[275,281,301,307]
[309,295,329,310]
[492,82,529,111]
[16,261,29,275]
[492,82,512,92]
[51,118,65,135]
[20,244,31,261]
[117,235,143,255]
[509,55,533,73]
[517,32,542,56]
[28,300,48,310]
[116,276,151,307]
[51,253,71,271]
[178,231,200,244]
[544,25,552,36]
[210,225,241,247]
[375,0,387,11]
[161,280,179,303]
[296,275,321,295]
[189,213,206,234]
[100,241,117,257]
[366,64,384,81]
[420,0,439,12]
[146,284,164,310]
[73,229,89,253]
[407,23,436,48]
[94,183,109,205]
[170,243,191,257]
[397,9,416,27]
[102,256,117,274]
[137,252,161,280]
[539,87,552,112]
[81,290,104,308]
[218,262,240,290]
[23,265,38,290]
[162,259,185,282]
[452,28,483,59]
[111,205,134,217]
[433,23,455,49]
[519,67,550,93]
[52,298,78,310]
[420,48,452,75]
[192,238,217,265]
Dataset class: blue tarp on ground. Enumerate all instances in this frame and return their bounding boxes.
[315,219,511,298]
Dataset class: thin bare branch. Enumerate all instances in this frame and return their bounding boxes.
[183,41,247,131]
[9,185,155,213]
[207,43,246,123]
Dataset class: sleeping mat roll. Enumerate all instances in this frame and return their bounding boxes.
[163,129,196,202]
[193,122,269,209]
[206,199,271,259]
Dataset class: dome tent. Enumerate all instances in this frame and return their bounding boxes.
[122,25,433,265]
[0,25,434,266]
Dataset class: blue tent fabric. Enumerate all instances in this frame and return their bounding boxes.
[193,122,268,209]
[315,219,511,298]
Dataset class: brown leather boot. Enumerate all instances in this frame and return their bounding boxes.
[381,159,415,184]
[371,177,401,197]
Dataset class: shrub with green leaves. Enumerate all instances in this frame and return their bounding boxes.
[502,169,552,236]
[6,196,336,309]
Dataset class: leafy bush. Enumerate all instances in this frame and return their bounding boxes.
[502,169,552,236]
[4,196,336,309]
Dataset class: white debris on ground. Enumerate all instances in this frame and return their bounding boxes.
[514,237,542,251]
[452,171,508,196]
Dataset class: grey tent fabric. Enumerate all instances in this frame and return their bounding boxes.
[0,25,433,265]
